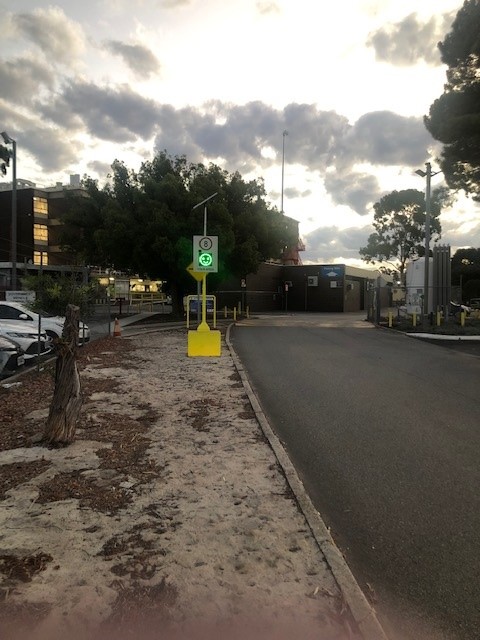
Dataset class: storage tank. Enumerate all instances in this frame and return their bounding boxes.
[405,258,433,314]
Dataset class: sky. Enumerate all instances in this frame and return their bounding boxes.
[1,0,478,268]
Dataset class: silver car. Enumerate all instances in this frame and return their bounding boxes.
[0,336,25,378]
[0,320,50,362]
[0,301,90,347]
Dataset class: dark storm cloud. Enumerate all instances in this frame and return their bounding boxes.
[303,225,371,263]
[367,12,455,66]
[104,41,161,79]
[37,81,161,143]
[0,57,54,104]
[13,6,85,64]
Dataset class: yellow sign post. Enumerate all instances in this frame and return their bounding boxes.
[186,262,221,357]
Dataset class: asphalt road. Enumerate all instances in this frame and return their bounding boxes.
[230,313,480,640]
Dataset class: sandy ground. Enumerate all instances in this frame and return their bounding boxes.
[0,329,363,640]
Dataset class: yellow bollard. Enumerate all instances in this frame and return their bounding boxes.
[412,312,417,328]
[436,311,441,326]
[233,307,237,321]
[460,311,465,327]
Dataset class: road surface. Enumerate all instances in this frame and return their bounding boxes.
[230,313,480,640]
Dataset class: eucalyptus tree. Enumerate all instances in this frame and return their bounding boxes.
[359,189,445,279]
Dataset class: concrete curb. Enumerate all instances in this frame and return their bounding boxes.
[226,324,389,640]
[406,332,480,341]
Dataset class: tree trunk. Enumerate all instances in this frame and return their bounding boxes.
[44,304,82,445]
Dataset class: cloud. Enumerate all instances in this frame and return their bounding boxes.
[256,2,281,15]
[22,127,84,173]
[367,12,456,66]
[284,187,312,199]
[13,6,86,64]
[87,160,114,178]
[303,225,372,263]
[0,57,55,104]
[324,171,380,216]
[161,0,192,7]
[38,81,161,142]
[10,72,439,214]
[337,111,436,169]
[104,41,161,79]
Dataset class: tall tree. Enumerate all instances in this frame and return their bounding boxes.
[59,152,296,307]
[359,189,445,279]
[425,1,480,200]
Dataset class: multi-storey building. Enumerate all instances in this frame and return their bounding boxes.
[0,175,87,293]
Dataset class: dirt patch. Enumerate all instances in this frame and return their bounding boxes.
[0,460,51,500]
[0,331,358,640]
[36,470,133,514]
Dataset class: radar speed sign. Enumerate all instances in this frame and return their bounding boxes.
[193,235,218,272]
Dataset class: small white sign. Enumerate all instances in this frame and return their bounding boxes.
[6,291,36,303]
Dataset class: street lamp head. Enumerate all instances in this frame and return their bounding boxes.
[415,169,427,178]
[1,131,15,145]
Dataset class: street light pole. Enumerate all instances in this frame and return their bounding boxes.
[1,132,17,290]
[415,162,441,319]
[281,130,288,214]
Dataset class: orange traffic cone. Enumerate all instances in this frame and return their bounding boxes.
[113,317,122,337]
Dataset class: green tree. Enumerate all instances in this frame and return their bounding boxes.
[425,0,480,200]
[359,189,445,279]
[0,144,11,175]
[59,152,296,308]
[20,272,96,317]
[451,248,480,300]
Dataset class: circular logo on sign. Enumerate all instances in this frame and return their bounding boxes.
[199,252,213,267]
[199,237,213,250]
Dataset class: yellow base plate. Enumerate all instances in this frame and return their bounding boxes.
[187,329,221,357]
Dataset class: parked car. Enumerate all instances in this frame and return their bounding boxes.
[0,320,50,362]
[0,336,25,379]
[0,301,90,347]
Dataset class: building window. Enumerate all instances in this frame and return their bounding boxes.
[34,224,48,242]
[33,197,48,215]
[33,251,48,265]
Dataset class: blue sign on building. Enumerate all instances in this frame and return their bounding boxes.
[321,265,344,278]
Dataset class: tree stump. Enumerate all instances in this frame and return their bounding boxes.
[44,304,82,445]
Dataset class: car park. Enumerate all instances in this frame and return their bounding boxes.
[0,320,50,362]
[0,336,25,379]
[0,301,90,347]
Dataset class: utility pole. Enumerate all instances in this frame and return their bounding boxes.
[281,130,288,214]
